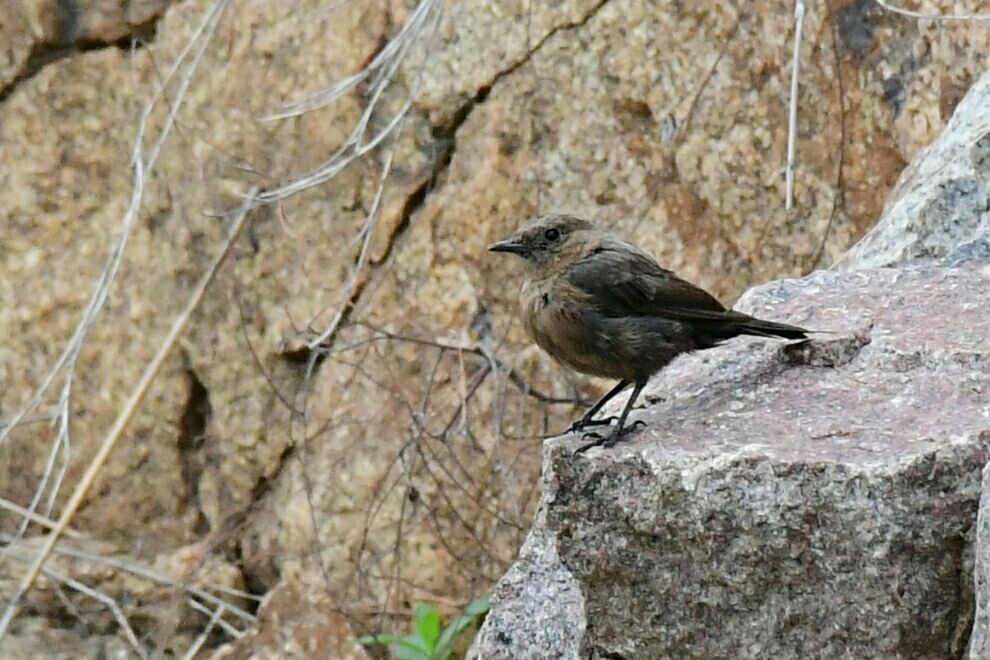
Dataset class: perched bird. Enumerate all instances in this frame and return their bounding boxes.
[488,214,808,451]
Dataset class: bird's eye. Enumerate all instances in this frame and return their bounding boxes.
[544,228,561,241]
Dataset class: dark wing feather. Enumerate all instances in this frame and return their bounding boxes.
[564,243,740,321]
[564,242,808,344]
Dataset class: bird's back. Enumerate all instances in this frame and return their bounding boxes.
[521,233,805,382]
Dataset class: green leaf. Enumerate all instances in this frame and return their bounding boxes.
[436,616,469,654]
[395,648,426,660]
[414,605,442,651]
[435,595,491,656]
[355,633,395,646]
[355,631,432,659]
[395,633,431,660]
[357,597,490,660]
[464,595,490,617]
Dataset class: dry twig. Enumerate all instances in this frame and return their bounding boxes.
[874,0,990,21]
[785,0,806,211]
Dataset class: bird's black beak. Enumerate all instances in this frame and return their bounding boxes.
[488,238,528,255]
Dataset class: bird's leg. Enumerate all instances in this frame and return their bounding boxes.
[576,381,646,453]
[564,380,631,434]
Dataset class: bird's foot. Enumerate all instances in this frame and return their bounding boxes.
[564,415,616,435]
[574,420,647,454]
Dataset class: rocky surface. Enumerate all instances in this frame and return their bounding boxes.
[0,538,246,657]
[4,0,990,655]
[0,618,132,660]
[467,512,586,660]
[417,0,990,298]
[213,570,368,660]
[971,464,990,659]
[839,66,990,270]
[476,258,990,658]
[0,1,176,92]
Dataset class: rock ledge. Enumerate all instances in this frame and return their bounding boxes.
[476,260,990,659]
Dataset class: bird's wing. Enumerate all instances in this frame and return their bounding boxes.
[563,241,742,321]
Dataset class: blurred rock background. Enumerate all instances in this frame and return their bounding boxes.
[1,0,988,656]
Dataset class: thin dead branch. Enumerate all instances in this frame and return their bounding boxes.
[874,0,990,21]
[0,168,253,642]
[0,0,233,593]
[785,0,806,211]
[0,546,148,659]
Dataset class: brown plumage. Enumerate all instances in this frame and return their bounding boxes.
[489,214,808,450]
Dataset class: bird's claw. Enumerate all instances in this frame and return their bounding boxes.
[574,432,605,454]
[574,420,645,454]
[564,415,616,435]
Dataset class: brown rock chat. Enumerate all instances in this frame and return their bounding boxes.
[489,214,808,451]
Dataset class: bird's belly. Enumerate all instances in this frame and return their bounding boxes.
[526,302,665,382]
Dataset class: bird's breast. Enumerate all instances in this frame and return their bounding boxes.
[519,278,633,380]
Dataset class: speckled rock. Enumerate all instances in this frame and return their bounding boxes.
[212,569,368,660]
[0,618,131,660]
[1,0,399,547]
[0,1,176,90]
[0,538,245,656]
[839,66,990,270]
[476,259,990,659]
[469,512,585,660]
[416,0,990,303]
[971,464,990,659]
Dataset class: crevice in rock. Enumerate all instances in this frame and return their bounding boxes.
[430,0,614,130]
[279,0,614,365]
[949,527,976,660]
[233,537,271,615]
[248,441,296,504]
[354,0,615,289]
[266,0,615,554]
[179,366,212,536]
[783,323,873,368]
[595,651,630,660]
[0,10,164,106]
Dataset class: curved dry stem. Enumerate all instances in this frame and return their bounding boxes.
[785,0,805,211]
[874,0,990,21]
[0,546,148,659]
[0,160,251,652]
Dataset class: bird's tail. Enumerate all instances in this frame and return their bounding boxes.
[733,316,808,340]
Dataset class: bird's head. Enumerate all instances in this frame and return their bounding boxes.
[488,214,596,275]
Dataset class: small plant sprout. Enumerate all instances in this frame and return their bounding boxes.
[356,595,490,660]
